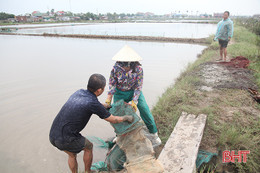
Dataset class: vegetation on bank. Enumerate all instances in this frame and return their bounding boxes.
[0,12,15,20]
[152,21,260,172]
[235,18,260,36]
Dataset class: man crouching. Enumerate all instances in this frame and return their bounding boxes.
[49,74,133,173]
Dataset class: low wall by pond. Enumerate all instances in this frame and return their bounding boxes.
[0,32,208,44]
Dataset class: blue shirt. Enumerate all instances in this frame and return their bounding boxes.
[49,89,111,143]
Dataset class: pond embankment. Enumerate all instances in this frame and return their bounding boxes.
[152,25,260,172]
[0,32,208,44]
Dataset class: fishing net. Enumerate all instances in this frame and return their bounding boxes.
[106,99,164,173]
[89,100,163,172]
[117,126,164,173]
[219,56,250,68]
[196,150,218,169]
[109,100,142,135]
[91,161,108,172]
[86,136,109,149]
[86,136,123,172]
[106,144,126,172]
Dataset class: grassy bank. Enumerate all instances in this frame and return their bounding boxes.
[152,24,260,173]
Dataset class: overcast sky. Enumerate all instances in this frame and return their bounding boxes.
[0,0,259,16]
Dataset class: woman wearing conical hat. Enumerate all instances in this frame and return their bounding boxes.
[105,45,161,146]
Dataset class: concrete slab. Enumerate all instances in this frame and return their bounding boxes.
[158,112,207,173]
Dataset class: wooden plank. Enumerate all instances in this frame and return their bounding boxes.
[158,112,207,173]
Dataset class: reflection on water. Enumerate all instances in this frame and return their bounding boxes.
[0,35,206,173]
[14,23,217,38]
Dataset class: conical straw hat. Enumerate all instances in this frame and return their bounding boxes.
[112,45,142,62]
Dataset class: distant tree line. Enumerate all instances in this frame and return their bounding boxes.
[0,12,15,20]
[0,11,144,21]
[79,12,135,20]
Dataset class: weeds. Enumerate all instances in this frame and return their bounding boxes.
[235,18,260,36]
[152,23,260,172]
[198,163,217,173]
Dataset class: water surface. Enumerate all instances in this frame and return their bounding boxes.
[0,35,206,172]
[12,23,217,38]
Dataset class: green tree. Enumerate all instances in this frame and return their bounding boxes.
[107,12,118,20]
[113,12,118,19]
[66,11,73,16]
[81,12,95,20]
[107,13,113,20]
[0,12,15,20]
[119,13,126,19]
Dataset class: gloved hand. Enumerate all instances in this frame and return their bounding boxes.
[122,115,134,123]
[106,98,112,105]
[104,99,112,109]
[103,103,111,109]
[105,99,111,105]
[131,100,137,112]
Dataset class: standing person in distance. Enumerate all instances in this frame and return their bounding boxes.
[214,11,234,62]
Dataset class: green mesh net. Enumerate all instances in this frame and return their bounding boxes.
[109,100,142,135]
[106,144,126,171]
[86,136,109,149]
[196,150,218,168]
[90,161,108,171]
[90,99,164,172]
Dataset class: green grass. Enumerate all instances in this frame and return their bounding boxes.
[152,75,203,143]
[228,42,259,59]
[232,26,258,44]
[228,26,259,60]
[152,24,260,172]
[199,164,218,173]
[0,22,17,26]
[230,25,260,87]
[218,120,260,173]
[199,90,260,173]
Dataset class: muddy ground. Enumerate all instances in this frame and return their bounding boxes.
[195,61,258,91]
[191,57,260,172]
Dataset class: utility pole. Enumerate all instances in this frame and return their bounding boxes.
[69,0,72,12]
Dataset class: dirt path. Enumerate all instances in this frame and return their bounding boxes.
[195,61,257,91]
[0,32,208,44]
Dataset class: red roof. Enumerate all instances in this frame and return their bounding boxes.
[32,11,40,14]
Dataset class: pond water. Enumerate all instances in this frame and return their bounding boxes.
[0,34,206,173]
[11,22,217,38]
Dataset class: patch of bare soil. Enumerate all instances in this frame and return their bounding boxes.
[195,61,258,91]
